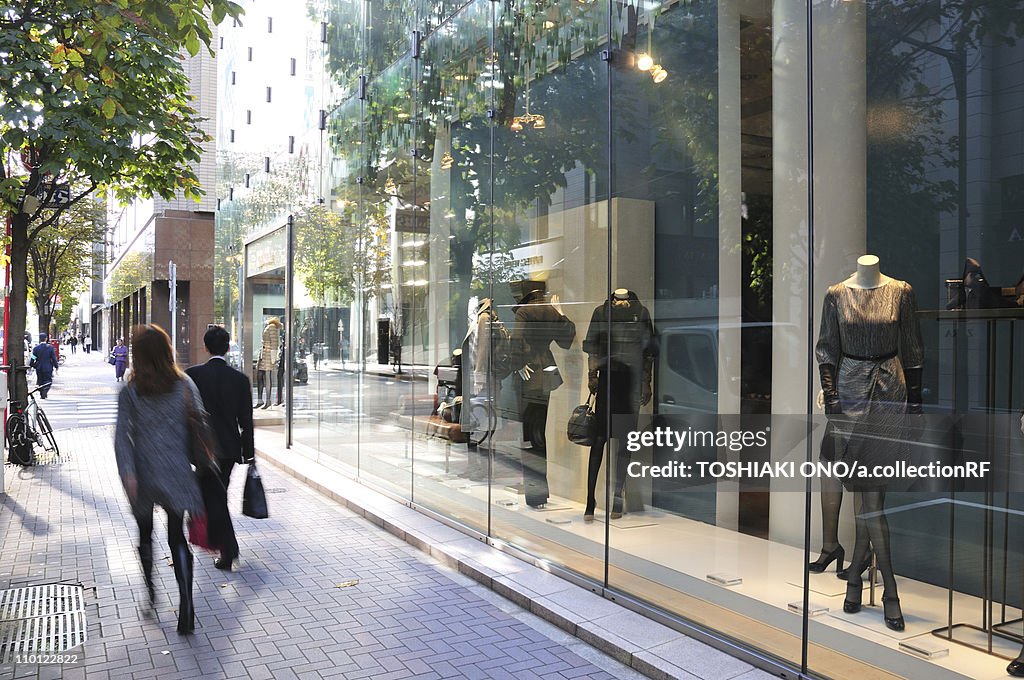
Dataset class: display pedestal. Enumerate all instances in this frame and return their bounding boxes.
[919,308,1024,660]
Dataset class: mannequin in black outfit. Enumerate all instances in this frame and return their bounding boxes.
[582,289,657,521]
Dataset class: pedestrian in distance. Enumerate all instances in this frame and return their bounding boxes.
[84,334,92,354]
[185,325,253,571]
[69,334,77,354]
[114,324,210,634]
[29,333,58,399]
[111,338,129,381]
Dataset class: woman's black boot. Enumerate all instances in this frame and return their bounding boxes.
[171,545,194,633]
[138,545,155,604]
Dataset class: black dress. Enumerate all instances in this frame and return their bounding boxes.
[815,279,924,487]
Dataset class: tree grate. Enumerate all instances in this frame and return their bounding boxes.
[0,584,87,662]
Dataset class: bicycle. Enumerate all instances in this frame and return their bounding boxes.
[2,365,59,465]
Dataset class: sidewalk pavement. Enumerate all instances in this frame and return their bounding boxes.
[0,426,646,680]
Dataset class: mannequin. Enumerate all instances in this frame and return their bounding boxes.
[582,288,657,521]
[810,256,887,578]
[510,280,576,508]
[255,317,282,408]
[815,255,923,631]
[275,331,287,406]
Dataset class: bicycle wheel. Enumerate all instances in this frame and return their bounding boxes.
[5,414,34,466]
[35,409,59,456]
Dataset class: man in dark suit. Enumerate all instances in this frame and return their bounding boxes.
[186,326,255,570]
[30,333,58,398]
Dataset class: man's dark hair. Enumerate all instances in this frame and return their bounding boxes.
[204,326,231,356]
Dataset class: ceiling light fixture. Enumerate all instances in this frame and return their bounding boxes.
[511,80,546,132]
[638,12,667,84]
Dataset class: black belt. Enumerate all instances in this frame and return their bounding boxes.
[843,350,897,362]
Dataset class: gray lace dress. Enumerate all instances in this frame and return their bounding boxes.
[114,378,204,515]
[815,279,924,487]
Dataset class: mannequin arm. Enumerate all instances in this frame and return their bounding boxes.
[818,363,841,415]
[904,366,923,415]
[641,356,654,405]
[587,354,600,394]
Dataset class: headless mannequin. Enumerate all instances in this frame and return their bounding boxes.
[584,288,655,520]
[812,256,890,578]
[817,254,911,630]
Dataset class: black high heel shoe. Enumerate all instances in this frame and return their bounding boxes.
[882,594,905,632]
[1007,652,1024,677]
[808,545,845,574]
[837,549,874,581]
[843,581,862,614]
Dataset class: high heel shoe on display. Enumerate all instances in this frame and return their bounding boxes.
[842,581,862,614]
[807,545,845,574]
[1007,653,1024,677]
[882,594,905,632]
[583,500,595,523]
[837,550,873,581]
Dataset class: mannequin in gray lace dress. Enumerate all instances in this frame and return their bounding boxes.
[814,255,924,632]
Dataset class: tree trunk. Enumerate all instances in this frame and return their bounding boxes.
[7,209,31,408]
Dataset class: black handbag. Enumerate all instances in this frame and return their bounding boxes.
[567,395,596,446]
[242,463,269,519]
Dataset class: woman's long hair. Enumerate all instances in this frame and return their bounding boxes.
[128,325,183,395]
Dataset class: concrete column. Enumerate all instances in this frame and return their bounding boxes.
[768,0,867,547]
[715,0,743,532]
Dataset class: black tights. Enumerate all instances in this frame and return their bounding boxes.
[256,370,273,403]
[846,488,898,595]
[818,473,844,551]
[134,505,187,554]
[586,437,629,512]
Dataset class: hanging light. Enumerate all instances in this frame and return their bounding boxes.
[440,151,454,169]
[511,79,547,132]
[638,12,665,83]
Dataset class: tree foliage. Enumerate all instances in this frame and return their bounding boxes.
[27,192,107,335]
[1,0,243,403]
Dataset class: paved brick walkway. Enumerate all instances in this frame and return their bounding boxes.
[0,426,645,680]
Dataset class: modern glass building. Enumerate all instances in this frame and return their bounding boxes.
[215,1,1024,678]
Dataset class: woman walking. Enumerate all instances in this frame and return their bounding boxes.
[114,325,208,634]
[112,338,129,381]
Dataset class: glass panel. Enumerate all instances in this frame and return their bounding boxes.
[808,1,1024,678]
[355,54,417,500]
[409,0,494,534]
[602,0,811,670]
[291,95,365,465]
[486,0,610,583]
[366,0,416,79]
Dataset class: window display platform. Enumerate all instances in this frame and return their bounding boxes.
[407,438,1019,680]
[284,413,1021,680]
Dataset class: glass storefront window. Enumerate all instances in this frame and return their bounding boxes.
[217,0,1024,677]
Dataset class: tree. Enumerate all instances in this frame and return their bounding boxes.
[27,193,107,335]
[1,0,243,405]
